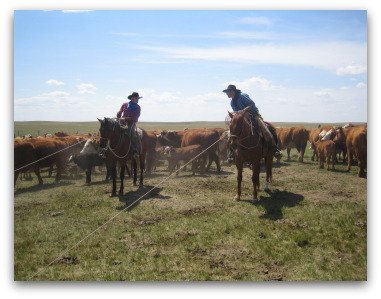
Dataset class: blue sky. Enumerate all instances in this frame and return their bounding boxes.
[14,10,367,122]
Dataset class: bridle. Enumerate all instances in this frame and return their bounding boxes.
[229,114,261,150]
[100,119,132,159]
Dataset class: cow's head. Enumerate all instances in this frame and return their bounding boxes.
[334,127,345,145]
[163,146,175,158]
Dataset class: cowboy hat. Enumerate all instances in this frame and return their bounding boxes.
[222,84,241,93]
[127,92,143,100]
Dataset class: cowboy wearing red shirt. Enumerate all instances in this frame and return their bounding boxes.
[116,92,142,159]
[117,92,142,123]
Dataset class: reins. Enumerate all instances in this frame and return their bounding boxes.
[229,115,261,150]
[101,120,133,159]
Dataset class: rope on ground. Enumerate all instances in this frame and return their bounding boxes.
[14,140,86,173]
[28,134,224,280]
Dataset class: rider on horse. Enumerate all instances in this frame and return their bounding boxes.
[116,91,142,159]
[223,84,282,162]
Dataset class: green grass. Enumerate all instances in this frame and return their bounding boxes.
[14,122,367,281]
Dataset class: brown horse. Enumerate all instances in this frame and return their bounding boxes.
[228,106,274,201]
[98,117,145,197]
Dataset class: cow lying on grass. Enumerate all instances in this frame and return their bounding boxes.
[163,145,203,175]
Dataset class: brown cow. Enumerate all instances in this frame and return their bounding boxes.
[163,145,203,175]
[157,130,185,148]
[335,125,367,177]
[14,136,86,186]
[309,125,334,161]
[276,126,309,162]
[14,140,37,186]
[313,140,336,170]
[143,130,159,175]
[181,128,221,172]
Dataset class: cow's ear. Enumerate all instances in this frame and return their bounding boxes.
[228,111,234,118]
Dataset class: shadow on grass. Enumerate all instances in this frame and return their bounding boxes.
[241,189,304,220]
[14,181,74,195]
[116,185,171,211]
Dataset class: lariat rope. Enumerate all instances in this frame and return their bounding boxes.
[28,133,225,280]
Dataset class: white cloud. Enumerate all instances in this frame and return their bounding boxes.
[228,76,272,90]
[137,89,181,104]
[77,83,97,94]
[336,65,367,76]
[356,82,367,88]
[314,90,332,98]
[239,17,272,26]
[137,41,366,72]
[46,79,65,86]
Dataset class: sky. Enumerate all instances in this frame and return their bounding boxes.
[14,10,367,123]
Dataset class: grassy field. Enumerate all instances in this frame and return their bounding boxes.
[13,121,366,137]
[13,122,367,281]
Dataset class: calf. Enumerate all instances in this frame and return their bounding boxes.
[314,140,336,170]
[163,145,203,175]
[309,125,334,161]
[69,139,110,184]
[181,129,221,172]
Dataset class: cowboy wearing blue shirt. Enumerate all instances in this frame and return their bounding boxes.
[223,84,282,161]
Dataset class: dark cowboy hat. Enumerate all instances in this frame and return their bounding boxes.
[127,92,142,100]
[222,84,241,93]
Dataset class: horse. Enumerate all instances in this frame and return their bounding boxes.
[97,117,145,197]
[228,106,275,201]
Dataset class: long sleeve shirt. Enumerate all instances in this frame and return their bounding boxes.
[230,92,259,115]
[116,101,141,122]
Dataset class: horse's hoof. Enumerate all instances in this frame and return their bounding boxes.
[234,195,240,201]
[110,193,117,198]
[133,182,138,186]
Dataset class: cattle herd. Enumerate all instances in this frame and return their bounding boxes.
[14,122,367,190]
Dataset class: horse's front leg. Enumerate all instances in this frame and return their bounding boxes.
[132,159,138,186]
[252,161,260,201]
[264,155,273,192]
[119,163,125,195]
[234,161,244,201]
[139,154,145,187]
[110,161,117,197]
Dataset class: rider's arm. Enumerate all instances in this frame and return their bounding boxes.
[116,103,127,118]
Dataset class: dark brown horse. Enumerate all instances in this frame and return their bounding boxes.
[228,106,274,201]
[98,117,145,197]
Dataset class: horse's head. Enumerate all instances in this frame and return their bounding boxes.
[97,117,117,148]
[228,106,251,138]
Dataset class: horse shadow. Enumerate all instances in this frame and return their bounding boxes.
[241,189,304,221]
[116,185,171,211]
[14,181,74,195]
